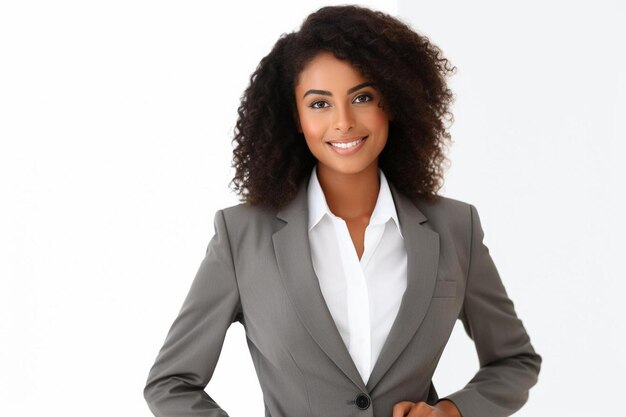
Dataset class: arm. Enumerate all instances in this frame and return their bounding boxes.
[435,204,542,417]
[143,209,243,417]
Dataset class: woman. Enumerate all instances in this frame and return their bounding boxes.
[143,5,541,417]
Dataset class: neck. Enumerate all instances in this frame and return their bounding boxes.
[316,161,380,222]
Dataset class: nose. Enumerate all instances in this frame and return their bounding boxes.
[333,103,355,133]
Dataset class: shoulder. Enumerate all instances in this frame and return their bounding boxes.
[416,194,472,219]
[386,178,474,232]
[414,195,474,229]
[410,195,480,254]
[219,201,276,223]
[214,201,281,239]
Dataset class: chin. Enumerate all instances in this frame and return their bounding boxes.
[322,161,376,176]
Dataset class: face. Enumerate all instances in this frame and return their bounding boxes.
[294,51,394,178]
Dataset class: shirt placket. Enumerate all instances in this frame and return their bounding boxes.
[332,216,372,384]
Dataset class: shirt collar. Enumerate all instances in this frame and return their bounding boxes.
[307,165,403,238]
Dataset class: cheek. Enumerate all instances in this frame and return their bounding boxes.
[370,108,391,128]
[357,104,390,128]
[300,116,327,141]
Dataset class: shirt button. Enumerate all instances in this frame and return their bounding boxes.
[355,393,371,409]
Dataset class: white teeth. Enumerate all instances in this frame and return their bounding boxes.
[329,137,364,149]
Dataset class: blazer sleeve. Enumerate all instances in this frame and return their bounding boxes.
[143,209,243,417]
[435,204,542,417]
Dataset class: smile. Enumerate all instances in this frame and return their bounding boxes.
[329,137,365,148]
[327,136,368,155]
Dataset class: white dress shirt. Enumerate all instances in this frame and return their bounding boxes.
[307,165,408,385]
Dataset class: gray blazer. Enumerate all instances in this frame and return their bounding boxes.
[143,177,541,417]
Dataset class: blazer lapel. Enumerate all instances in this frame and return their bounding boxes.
[273,177,367,391]
[272,176,440,394]
[365,182,439,392]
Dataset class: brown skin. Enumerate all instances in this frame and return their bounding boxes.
[294,51,462,417]
[393,400,461,417]
[293,51,392,260]
[316,166,376,261]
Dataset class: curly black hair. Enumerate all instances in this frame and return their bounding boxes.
[229,4,457,211]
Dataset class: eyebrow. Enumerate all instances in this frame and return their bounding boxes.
[302,81,374,99]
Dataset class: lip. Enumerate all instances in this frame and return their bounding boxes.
[327,136,367,144]
[326,136,368,155]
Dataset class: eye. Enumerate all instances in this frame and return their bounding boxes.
[310,100,329,109]
[354,93,373,103]
[309,94,373,110]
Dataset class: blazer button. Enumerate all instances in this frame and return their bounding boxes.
[355,393,370,410]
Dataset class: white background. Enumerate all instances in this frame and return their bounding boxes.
[1,1,623,416]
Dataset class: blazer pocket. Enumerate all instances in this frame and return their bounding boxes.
[432,280,457,298]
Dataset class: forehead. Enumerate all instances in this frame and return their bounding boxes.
[296,51,368,89]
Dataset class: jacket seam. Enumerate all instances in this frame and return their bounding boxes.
[287,349,313,417]
[219,209,245,323]
[461,204,474,325]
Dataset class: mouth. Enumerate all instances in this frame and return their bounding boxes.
[326,136,368,155]
[326,136,367,149]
